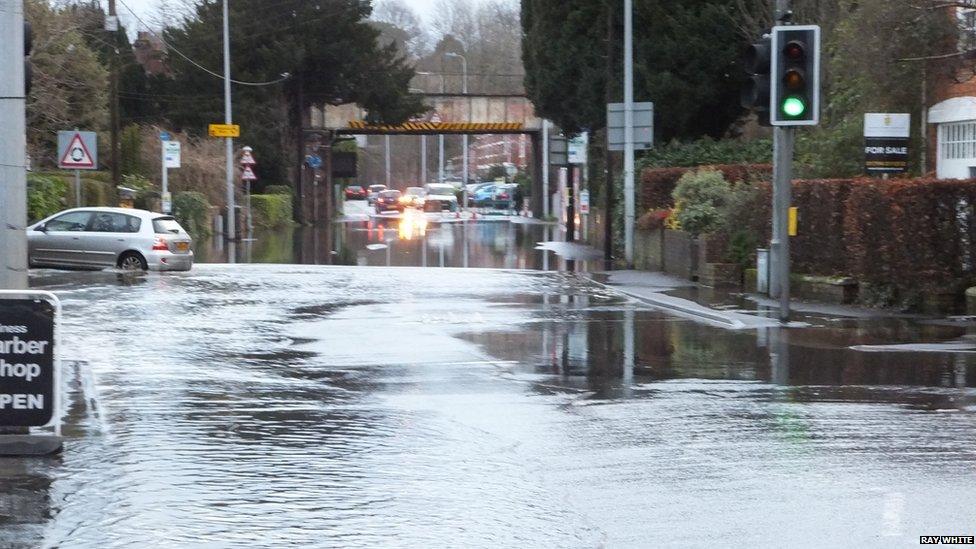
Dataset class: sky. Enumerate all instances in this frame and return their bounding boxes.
[110,0,445,33]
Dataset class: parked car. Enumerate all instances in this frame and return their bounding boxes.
[345,185,367,200]
[466,182,494,206]
[422,184,459,212]
[472,184,498,207]
[375,190,404,213]
[401,187,426,208]
[27,207,193,272]
[367,184,387,204]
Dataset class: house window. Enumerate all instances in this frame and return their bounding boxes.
[961,9,976,51]
[942,121,976,159]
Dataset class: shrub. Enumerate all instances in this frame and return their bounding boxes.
[26,174,67,222]
[263,185,291,195]
[640,163,772,210]
[671,169,731,236]
[250,194,293,228]
[636,208,672,231]
[639,137,773,168]
[173,192,211,236]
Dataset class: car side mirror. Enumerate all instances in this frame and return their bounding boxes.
[34,224,47,232]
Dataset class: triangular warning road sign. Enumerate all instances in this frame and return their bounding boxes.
[239,151,256,165]
[59,133,96,169]
[241,165,258,181]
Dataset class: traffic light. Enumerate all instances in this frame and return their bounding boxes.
[24,22,32,95]
[770,25,820,126]
[741,35,772,126]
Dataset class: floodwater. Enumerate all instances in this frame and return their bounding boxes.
[4,262,975,547]
[192,215,599,271]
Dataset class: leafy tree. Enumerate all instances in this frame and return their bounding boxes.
[25,0,109,166]
[151,0,425,184]
[522,0,744,140]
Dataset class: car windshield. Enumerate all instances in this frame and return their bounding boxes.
[152,216,185,235]
[348,186,363,191]
[405,188,424,196]
[379,190,402,198]
[369,185,386,192]
[426,185,454,195]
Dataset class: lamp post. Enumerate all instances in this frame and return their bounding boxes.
[445,52,469,211]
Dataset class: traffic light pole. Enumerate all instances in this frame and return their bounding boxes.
[772,0,793,322]
[771,127,793,321]
[0,1,28,291]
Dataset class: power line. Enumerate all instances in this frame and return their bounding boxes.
[116,0,291,87]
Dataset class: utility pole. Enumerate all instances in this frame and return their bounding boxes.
[542,119,550,219]
[421,136,427,185]
[107,0,120,189]
[605,0,616,270]
[622,0,635,268]
[0,1,28,290]
[385,135,391,187]
[438,135,445,183]
[222,0,236,241]
[445,52,468,209]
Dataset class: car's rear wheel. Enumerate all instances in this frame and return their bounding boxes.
[118,251,148,271]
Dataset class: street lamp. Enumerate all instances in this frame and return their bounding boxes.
[445,52,469,211]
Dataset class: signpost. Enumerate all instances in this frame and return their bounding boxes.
[864,113,910,175]
[240,147,257,233]
[208,123,240,138]
[58,130,98,207]
[580,190,590,214]
[0,291,62,456]
[607,102,653,151]
[568,133,589,164]
[161,138,181,214]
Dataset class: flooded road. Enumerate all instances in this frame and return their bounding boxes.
[4,263,975,547]
[192,210,597,271]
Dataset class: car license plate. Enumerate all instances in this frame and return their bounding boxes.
[176,242,189,252]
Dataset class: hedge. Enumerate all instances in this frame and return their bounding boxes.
[641,163,772,210]
[173,191,211,236]
[250,194,293,228]
[27,174,68,222]
[709,177,976,305]
[263,184,291,195]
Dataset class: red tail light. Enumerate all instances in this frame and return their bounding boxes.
[152,237,169,251]
[499,193,510,199]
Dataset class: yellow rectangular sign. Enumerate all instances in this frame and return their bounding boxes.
[788,207,798,236]
[208,124,240,138]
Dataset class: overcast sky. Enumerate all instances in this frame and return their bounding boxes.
[110,0,446,33]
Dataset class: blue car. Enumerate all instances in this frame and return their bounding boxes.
[472,185,498,207]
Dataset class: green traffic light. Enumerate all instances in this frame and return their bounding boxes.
[782,96,806,117]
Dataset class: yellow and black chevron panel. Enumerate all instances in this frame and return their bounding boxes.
[346,121,524,133]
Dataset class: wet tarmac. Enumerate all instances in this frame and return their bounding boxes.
[3,259,975,547]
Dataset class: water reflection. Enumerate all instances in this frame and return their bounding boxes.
[461,295,976,408]
[193,220,586,271]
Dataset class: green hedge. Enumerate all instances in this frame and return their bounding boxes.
[639,138,773,169]
[250,194,293,228]
[173,191,211,236]
[27,174,68,222]
[263,185,291,195]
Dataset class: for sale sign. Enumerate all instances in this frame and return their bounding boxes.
[0,298,57,427]
[864,113,910,175]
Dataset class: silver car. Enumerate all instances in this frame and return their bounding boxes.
[27,207,194,271]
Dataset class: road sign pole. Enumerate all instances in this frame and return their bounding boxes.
[75,170,81,207]
[160,142,168,211]
[623,0,636,268]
